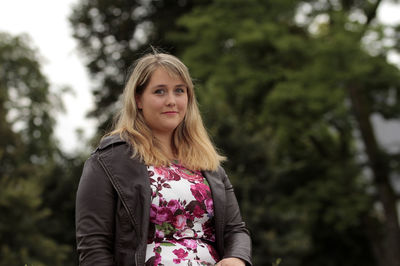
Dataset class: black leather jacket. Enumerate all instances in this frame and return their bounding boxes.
[76,135,252,265]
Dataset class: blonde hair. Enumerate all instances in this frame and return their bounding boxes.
[109,52,225,170]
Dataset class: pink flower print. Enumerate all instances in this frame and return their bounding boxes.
[155,229,165,239]
[150,205,158,222]
[193,204,205,218]
[155,166,180,181]
[186,174,204,183]
[171,163,203,182]
[154,166,168,176]
[151,205,173,224]
[173,248,188,263]
[207,244,219,262]
[181,171,203,182]
[173,248,188,258]
[156,207,173,224]
[167,199,181,214]
[182,239,197,250]
[174,214,187,230]
[159,197,168,207]
[153,243,162,265]
[204,198,214,215]
[202,219,216,242]
[190,183,210,202]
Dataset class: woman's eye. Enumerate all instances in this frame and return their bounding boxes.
[175,87,186,94]
[154,89,165,95]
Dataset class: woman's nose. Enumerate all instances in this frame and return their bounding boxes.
[166,92,176,106]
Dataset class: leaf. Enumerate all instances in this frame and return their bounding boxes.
[160,242,175,247]
[162,183,171,188]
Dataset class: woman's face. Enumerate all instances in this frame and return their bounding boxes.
[136,67,188,139]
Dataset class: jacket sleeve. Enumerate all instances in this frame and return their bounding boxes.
[76,154,116,266]
[220,167,252,266]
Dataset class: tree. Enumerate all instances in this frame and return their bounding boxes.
[173,0,400,265]
[0,32,72,266]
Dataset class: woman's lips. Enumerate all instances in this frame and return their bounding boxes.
[162,111,178,115]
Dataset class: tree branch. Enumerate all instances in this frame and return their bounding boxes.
[365,0,382,26]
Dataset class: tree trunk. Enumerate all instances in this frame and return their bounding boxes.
[349,85,400,266]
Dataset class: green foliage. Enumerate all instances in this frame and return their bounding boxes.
[0,177,69,266]
[0,32,79,266]
[273,258,282,266]
[171,0,399,265]
[0,33,59,160]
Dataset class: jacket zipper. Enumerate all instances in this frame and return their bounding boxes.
[97,156,140,236]
[135,252,139,265]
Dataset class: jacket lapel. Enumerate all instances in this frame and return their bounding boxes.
[99,142,151,242]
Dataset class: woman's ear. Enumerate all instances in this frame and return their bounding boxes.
[135,95,143,110]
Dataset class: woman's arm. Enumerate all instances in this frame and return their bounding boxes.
[76,154,116,266]
[220,167,252,266]
[216,257,246,266]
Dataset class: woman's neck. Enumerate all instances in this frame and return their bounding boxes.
[154,132,175,160]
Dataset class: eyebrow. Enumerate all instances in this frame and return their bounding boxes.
[151,84,187,89]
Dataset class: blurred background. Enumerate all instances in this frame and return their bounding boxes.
[1,0,400,265]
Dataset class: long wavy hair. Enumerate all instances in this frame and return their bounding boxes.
[109,52,225,170]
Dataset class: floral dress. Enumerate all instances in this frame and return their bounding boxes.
[145,162,219,266]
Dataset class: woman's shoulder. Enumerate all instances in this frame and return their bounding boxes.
[97,134,127,150]
[91,134,133,159]
[203,165,227,182]
[87,134,144,168]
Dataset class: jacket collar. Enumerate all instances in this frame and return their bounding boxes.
[97,134,127,150]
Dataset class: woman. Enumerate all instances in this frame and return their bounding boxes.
[76,52,252,266]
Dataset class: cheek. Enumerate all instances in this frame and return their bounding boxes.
[143,98,162,111]
[180,96,189,112]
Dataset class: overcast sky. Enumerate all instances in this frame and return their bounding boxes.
[0,0,400,153]
[0,0,94,153]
